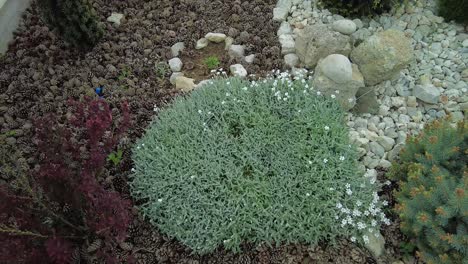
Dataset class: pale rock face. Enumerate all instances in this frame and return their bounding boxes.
[107,13,124,25]
[350,29,414,86]
[312,55,364,110]
[284,53,299,68]
[229,64,247,78]
[205,33,227,43]
[295,24,352,68]
[171,42,185,57]
[170,72,184,85]
[244,54,255,64]
[196,38,208,49]
[332,19,357,35]
[228,45,245,59]
[168,58,183,72]
[413,84,441,104]
[175,76,196,92]
[279,34,295,55]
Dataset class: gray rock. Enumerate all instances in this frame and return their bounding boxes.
[319,54,353,83]
[295,24,352,68]
[224,37,234,50]
[364,231,386,258]
[350,30,414,85]
[284,53,299,68]
[171,42,185,57]
[277,22,292,36]
[107,13,124,26]
[462,39,468,48]
[205,33,227,43]
[228,45,245,59]
[170,72,184,85]
[332,19,357,35]
[370,142,385,157]
[244,54,255,64]
[279,34,295,54]
[388,143,404,161]
[377,136,395,151]
[413,84,440,104]
[273,8,289,22]
[175,76,195,92]
[230,64,247,78]
[313,57,364,110]
[168,58,183,72]
[196,38,208,49]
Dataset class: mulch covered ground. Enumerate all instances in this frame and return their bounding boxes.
[0,0,410,263]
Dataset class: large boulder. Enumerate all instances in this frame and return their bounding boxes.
[350,29,413,86]
[295,24,352,68]
[312,54,364,110]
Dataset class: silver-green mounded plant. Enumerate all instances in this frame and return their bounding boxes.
[130,73,388,253]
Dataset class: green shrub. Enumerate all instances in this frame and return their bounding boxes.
[37,0,104,49]
[319,0,402,16]
[203,56,221,70]
[130,74,388,253]
[389,120,467,264]
[438,0,468,24]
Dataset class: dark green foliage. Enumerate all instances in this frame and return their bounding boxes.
[203,56,221,70]
[319,0,402,16]
[37,0,104,49]
[438,0,468,24]
[130,75,387,253]
[390,120,468,264]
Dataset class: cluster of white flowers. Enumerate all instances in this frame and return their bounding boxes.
[334,184,391,245]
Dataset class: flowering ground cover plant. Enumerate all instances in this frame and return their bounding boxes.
[130,72,390,254]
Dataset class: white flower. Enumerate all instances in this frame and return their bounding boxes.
[346,189,353,196]
[329,187,335,191]
[221,101,226,105]
[323,158,328,163]
[324,126,330,131]
[341,219,347,226]
[357,222,366,230]
[356,200,362,207]
[208,111,212,115]
[226,82,230,85]
[226,92,231,96]
[198,109,202,114]
[157,198,163,203]
[382,200,389,206]
[363,235,369,244]
[350,236,356,242]
[131,168,136,172]
[283,97,287,101]
[352,209,362,217]
[340,156,345,161]
[384,218,391,225]
[137,146,140,150]
[242,87,248,91]
[331,94,336,99]
[335,90,340,94]
[336,202,343,209]
[364,210,370,216]
[190,175,196,179]
[371,220,377,227]
[345,183,351,189]
[316,91,321,96]
[308,160,313,165]
[348,98,354,103]
[385,180,391,186]
[306,193,311,197]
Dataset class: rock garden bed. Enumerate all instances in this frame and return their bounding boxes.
[1,0,466,263]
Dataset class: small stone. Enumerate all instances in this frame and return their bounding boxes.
[463,39,468,48]
[228,45,245,59]
[196,38,208,49]
[171,42,185,57]
[230,64,247,78]
[284,53,299,68]
[407,96,417,107]
[279,34,295,54]
[370,142,385,157]
[205,33,227,43]
[377,136,395,151]
[273,7,289,22]
[244,54,255,64]
[379,159,392,168]
[364,231,386,258]
[170,72,184,85]
[168,58,183,72]
[277,22,292,36]
[175,76,196,92]
[107,13,124,25]
[332,19,357,35]
[413,85,440,104]
[225,37,234,50]
[364,169,378,183]
[196,80,212,89]
[319,54,353,83]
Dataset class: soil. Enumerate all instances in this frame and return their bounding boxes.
[0,0,411,263]
[180,43,228,82]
